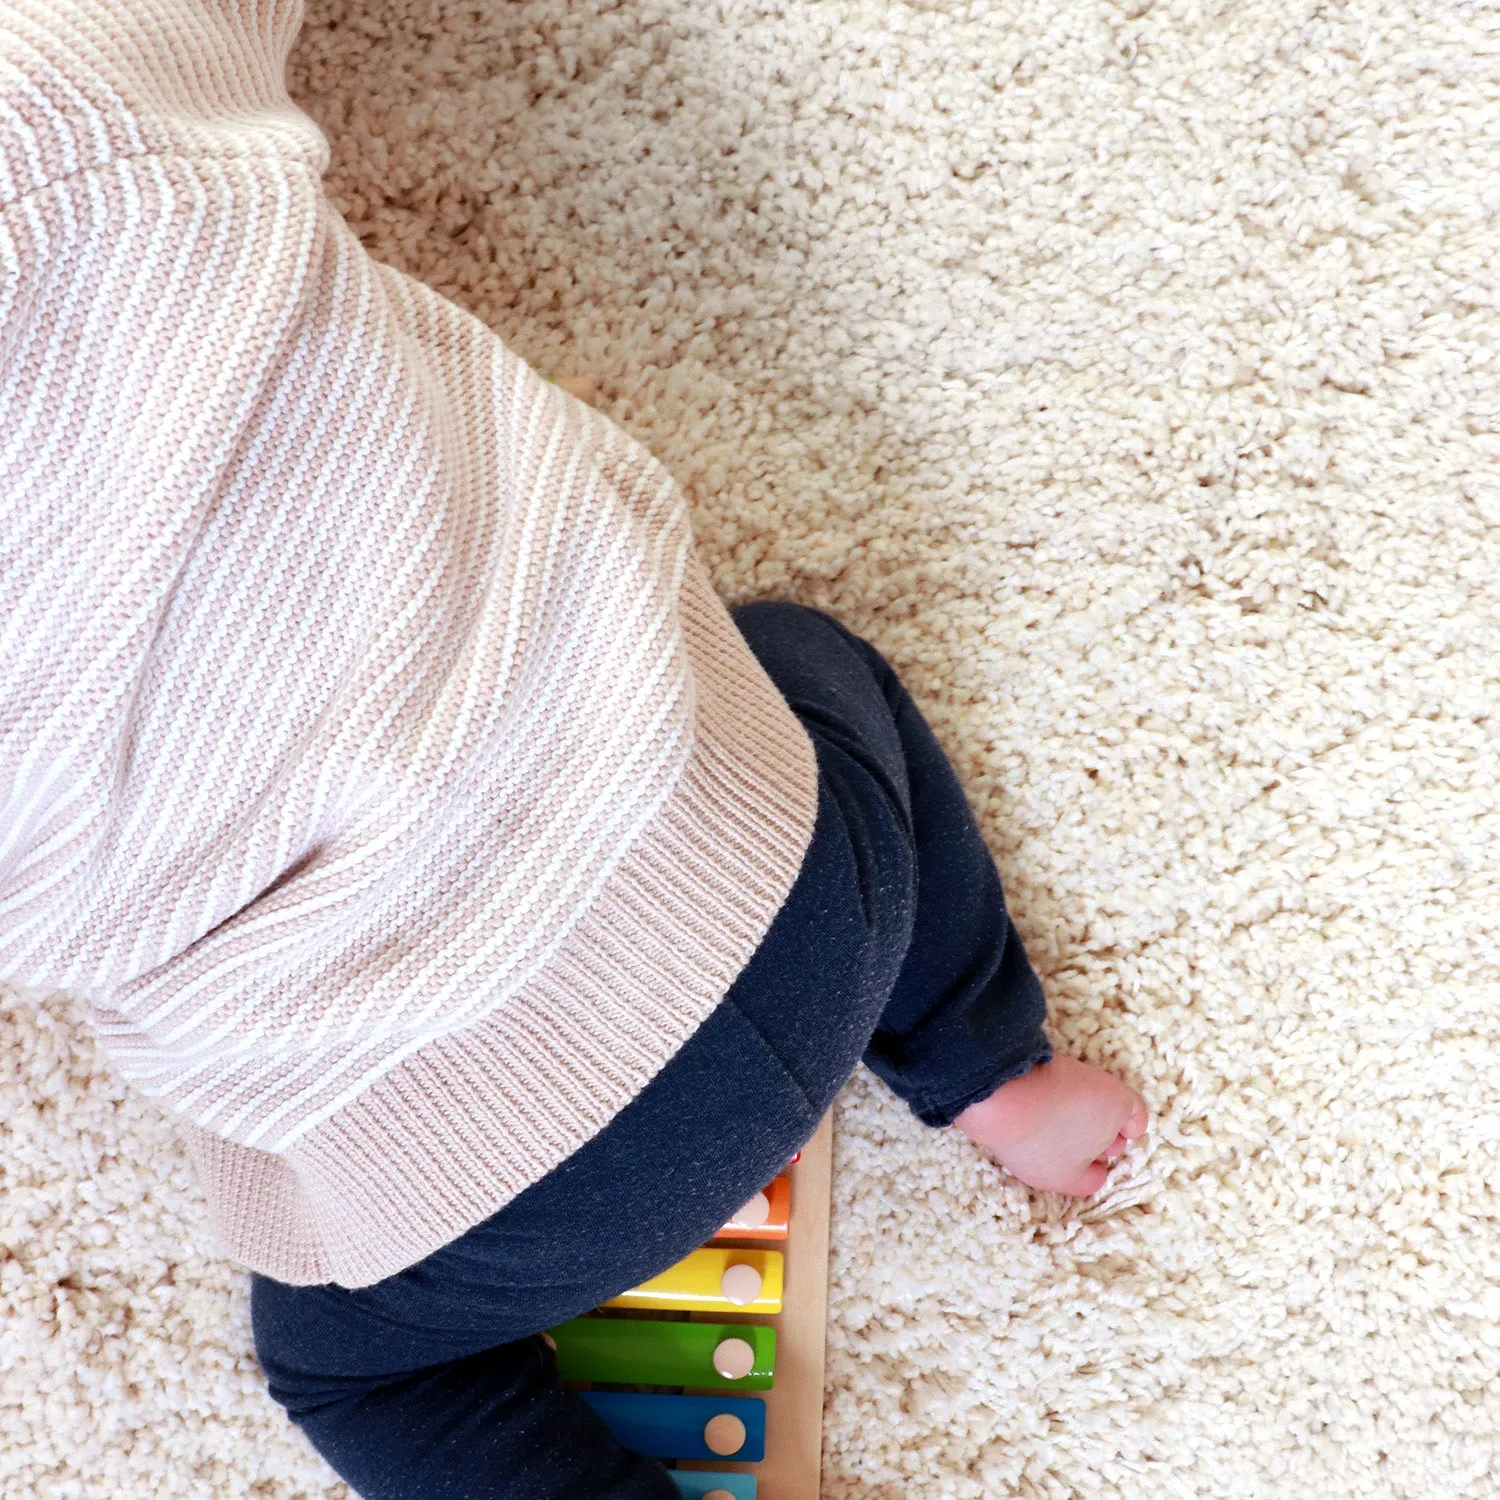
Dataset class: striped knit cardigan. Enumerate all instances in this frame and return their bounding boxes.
[0,0,818,1287]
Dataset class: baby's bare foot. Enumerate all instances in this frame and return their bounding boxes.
[954,1054,1149,1197]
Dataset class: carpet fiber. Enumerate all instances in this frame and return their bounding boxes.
[4,1,1498,1495]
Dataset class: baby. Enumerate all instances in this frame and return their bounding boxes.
[0,3,1146,1497]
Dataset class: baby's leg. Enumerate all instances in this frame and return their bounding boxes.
[252,1278,677,1500]
[727,602,1052,1129]
[834,618,1053,1124]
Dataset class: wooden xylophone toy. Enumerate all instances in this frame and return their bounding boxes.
[544,1112,834,1500]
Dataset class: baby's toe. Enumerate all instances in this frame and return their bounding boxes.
[1068,1161,1112,1196]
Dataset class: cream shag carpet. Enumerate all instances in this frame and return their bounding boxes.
[4,1,1499,1495]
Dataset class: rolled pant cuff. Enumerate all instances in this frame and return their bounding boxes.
[906,1033,1054,1129]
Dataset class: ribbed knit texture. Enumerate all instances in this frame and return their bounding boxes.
[0,0,818,1287]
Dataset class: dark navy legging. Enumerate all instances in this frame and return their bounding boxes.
[250,602,1051,1499]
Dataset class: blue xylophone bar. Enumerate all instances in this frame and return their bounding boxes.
[669,1473,757,1500]
[579,1391,766,1463]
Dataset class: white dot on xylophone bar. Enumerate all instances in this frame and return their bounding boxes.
[712,1336,756,1380]
[703,1412,747,1456]
[719,1263,762,1305]
[730,1190,770,1227]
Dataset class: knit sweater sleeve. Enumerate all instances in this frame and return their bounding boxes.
[0,0,818,1285]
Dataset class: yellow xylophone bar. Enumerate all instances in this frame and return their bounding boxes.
[602,1248,784,1315]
